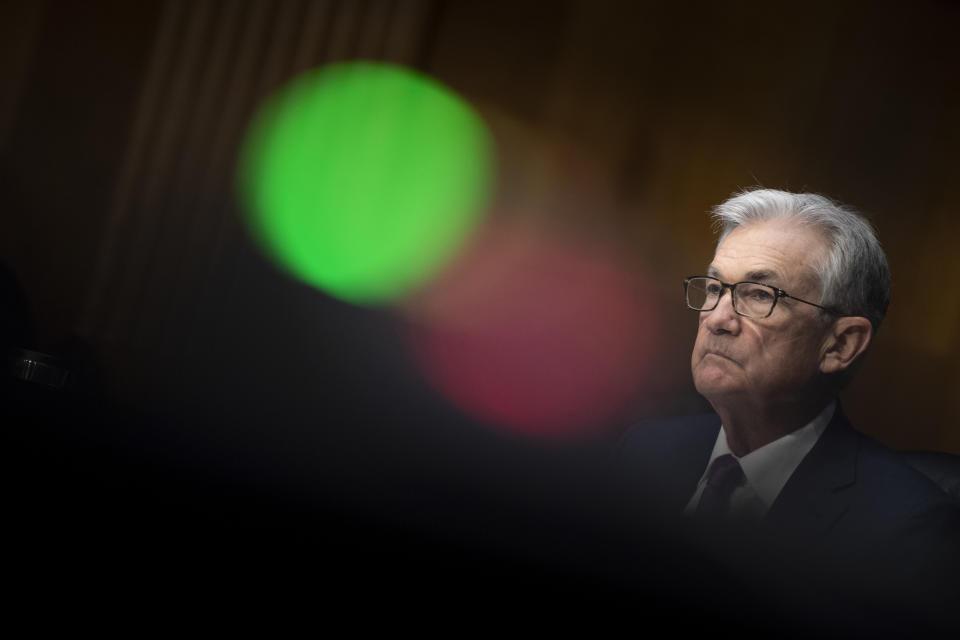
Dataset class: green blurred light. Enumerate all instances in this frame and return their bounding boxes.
[237,62,493,305]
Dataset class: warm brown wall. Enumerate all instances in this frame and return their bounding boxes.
[1,0,957,451]
[0,0,161,349]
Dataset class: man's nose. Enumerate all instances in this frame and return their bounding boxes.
[701,288,741,334]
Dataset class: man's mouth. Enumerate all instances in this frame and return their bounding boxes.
[702,349,738,364]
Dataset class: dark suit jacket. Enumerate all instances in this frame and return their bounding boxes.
[616,407,960,632]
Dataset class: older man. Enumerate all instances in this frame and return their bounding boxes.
[618,189,958,630]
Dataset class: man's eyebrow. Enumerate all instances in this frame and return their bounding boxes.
[745,269,780,283]
[706,266,781,283]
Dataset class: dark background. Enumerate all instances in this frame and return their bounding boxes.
[1,0,958,626]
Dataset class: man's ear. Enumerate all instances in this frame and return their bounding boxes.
[820,316,873,374]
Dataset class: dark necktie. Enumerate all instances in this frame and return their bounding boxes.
[695,454,746,520]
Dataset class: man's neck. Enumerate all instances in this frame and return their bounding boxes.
[712,394,835,457]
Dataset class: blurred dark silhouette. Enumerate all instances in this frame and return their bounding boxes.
[0,261,34,354]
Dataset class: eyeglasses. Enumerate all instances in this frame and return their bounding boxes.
[684,275,834,319]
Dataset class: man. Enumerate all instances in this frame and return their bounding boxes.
[618,189,958,631]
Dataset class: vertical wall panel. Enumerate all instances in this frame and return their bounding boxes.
[80,0,438,400]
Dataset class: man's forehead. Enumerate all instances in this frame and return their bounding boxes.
[707,220,827,285]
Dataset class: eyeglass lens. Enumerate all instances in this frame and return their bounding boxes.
[686,277,777,318]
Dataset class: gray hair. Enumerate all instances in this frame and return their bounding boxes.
[711,188,890,332]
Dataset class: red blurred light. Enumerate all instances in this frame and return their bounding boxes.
[405,226,659,437]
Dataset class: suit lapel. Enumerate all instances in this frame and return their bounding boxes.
[619,414,720,516]
[671,421,719,507]
[764,407,859,544]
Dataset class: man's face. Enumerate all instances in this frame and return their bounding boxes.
[691,219,833,407]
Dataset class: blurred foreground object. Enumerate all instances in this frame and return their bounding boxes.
[7,347,71,389]
[237,62,493,305]
[406,226,657,437]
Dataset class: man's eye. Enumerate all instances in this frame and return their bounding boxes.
[705,284,722,295]
[749,289,774,301]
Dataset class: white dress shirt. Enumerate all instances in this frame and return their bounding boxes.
[684,402,835,520]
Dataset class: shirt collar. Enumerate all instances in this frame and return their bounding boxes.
[707,401,835,510]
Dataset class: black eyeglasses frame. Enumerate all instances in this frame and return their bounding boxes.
[683,275,836,319]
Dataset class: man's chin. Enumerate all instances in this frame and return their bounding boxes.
[692,371,744,400]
